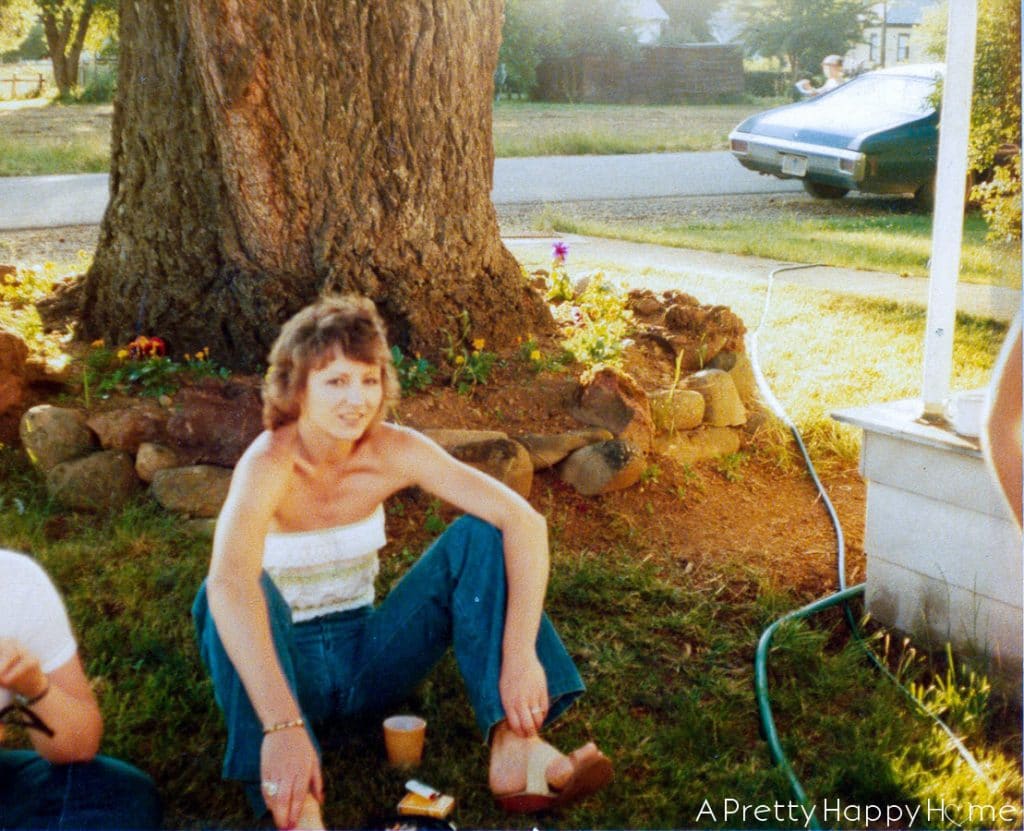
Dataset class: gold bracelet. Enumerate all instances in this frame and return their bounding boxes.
[262,716,305,735]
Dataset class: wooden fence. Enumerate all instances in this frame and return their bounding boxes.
[0,72,45,100]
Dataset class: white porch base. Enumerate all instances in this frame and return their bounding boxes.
[833,398,1022,696]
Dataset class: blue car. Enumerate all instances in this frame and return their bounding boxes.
[729,64,944,207]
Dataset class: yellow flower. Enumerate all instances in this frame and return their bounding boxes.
[184,353,192,362]
[116,349,129,360]
[90,339,105,348]
[530,350,542,362]
[472,338,485,350]
[455,355,466,365]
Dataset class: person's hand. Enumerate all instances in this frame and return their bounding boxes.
[0,638,48,700]
[499,651,549,738]
[260,727,323,829]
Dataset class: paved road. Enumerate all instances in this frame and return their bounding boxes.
[0,152,800,230]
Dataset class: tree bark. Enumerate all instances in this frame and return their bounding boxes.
[81,0,550,370]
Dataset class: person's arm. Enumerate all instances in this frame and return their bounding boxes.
[0,641,102,763]
[388,426,550,738]
[982,319,1022,528]
[205,432,323,828]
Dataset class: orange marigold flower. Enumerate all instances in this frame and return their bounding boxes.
[472,338,485,350]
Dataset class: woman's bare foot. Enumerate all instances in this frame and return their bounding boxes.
[488,721,602,797]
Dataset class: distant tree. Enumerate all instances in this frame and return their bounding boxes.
[498,0,560,95]
[659,0,724,42]
[919,0,1021,239]
[32,0,116,96]
[734,0,872,80]
[499,0,634,98]
[0,0,36,55]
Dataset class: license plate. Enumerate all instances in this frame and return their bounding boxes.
[781,154,808,176]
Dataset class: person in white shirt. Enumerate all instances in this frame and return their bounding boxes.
[0,548,162,829]
[797,55,846,96]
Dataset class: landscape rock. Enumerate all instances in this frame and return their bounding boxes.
[20,405,96,471]
[151,465,234,518]
[649,389,705,434]
[135,442,184,483]
[653,426,742,466]
[514,428,614,470]
[625,289,663,318]
[87,402,169,454]
[685,369,747,427]
[166,380,263,467]
[571,366,654,453]
[422,428,508,450]
[559,439,645,496]
[708,350,759,404]
[45,450,141,512]
[0,329,29,416]
[449,438,533,499]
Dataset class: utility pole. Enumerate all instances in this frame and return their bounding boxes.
[879,0,888,66]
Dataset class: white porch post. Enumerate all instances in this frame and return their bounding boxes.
[920,0,978,418]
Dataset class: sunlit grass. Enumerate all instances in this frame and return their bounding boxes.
[0,133,110,176]
[493,100,780,157]
[542,212,1022,289]
[513,246,1007,465]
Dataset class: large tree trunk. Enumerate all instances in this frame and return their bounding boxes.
[81,1,550,370]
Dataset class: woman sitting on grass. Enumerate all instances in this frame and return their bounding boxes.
[193,294,612,829]
[0,548,162,830]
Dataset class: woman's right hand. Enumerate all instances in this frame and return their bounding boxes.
[260,727,323,829]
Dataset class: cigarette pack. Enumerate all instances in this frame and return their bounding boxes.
[397,792,455,819]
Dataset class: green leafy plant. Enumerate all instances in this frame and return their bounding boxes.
[558,272,634,367]
[423,499,447,535]
[715,451,749,482]
[442,311,500,394]
[518,334,571,374]
[83,338,230,403]
[390,345,436,394]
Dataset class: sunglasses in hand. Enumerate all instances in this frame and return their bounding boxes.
[0,701,54,738]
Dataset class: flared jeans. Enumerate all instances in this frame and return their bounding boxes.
[193,515,584,811]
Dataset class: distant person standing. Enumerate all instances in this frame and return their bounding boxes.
[796,55,846,96]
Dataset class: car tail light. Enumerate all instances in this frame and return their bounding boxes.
[730,138,749,154]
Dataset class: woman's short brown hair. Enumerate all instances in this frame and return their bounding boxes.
[262,294,400,431]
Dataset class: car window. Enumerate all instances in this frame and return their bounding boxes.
[808,75,937,116]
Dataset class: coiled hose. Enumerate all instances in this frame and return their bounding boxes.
[747,264,992,828]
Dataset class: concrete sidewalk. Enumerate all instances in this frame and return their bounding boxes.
[504,234,1022,324]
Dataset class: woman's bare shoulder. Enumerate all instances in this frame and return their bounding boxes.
[238,425,301,476]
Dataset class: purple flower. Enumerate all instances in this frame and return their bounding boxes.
[552,241,569,261]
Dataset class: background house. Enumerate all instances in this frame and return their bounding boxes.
[621,0,671,44]
[848,0,941,70]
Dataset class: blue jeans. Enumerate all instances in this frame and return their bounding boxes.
[193,516,584,812]
[0,750,162,830]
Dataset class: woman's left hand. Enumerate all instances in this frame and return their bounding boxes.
[499,651,549,738]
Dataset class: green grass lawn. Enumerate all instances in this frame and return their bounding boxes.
[0,98,775,176]
[492,100,776,157]
[542,211,1023,289]
[0,456,1019,829]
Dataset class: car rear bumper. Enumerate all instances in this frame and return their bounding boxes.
[729,131,865,189]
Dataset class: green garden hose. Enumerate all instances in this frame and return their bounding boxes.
[747,264,992,823]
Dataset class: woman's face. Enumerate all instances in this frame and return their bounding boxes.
[299,350,384,442]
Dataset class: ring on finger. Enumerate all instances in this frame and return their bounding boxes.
[261,780,280,798]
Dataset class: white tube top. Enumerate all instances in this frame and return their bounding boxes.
[263,504,386,622]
